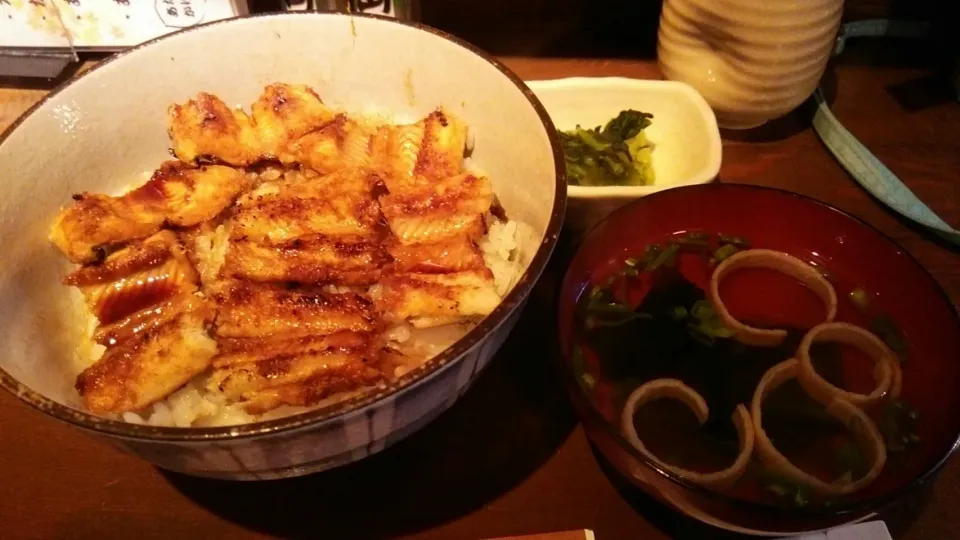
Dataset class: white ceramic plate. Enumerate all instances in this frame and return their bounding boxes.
[527,77,722,232]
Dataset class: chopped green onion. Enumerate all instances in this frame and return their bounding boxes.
[849,288,870,312]
[588,286,602,302]
[670,306,689,320]
[718,234,751,249]
[685,300,734,344]
[624,257,639,267]
[690,300,715,321]
[699,322,735,338]
[638,244,662,269]
[713,243,739,263]
[645,243,679,271]
[761,473,810,508]
[671,232,711,252]
[586,286,613,312]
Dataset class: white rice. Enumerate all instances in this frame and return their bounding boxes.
[479,219,525,297]
[75,215,527,427]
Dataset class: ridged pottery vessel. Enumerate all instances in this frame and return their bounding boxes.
[657,0,843,129]
[0,13,565,481]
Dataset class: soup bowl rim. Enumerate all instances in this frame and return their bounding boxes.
[558,182,960,518]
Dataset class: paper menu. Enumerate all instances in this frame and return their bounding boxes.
[0,0,73,48]
[0,0,247,50]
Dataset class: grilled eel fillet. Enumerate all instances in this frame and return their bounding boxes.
[50,161,249,264]
[251,83,337,161]
[168,84,374,174]
[370,108,467,189]
[379,172,492,245]
[167,92,262,166]
[222,169,388,286]
[76,304,217,415]
[57,86,505,416]
[211,279,379,340]
[376,170,500,327]
[208,280,382,411]
[210,332,381,414]
[168,84,464,181]
[65,230,199,344]
[67,231,217,414]
[369,108,499,327]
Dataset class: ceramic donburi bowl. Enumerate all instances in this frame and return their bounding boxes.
[0,12,565,480]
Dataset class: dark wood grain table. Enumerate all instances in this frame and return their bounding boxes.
[1,56,957,540]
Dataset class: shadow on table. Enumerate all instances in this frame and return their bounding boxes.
[162,276,577,540]
[881,479,936,538]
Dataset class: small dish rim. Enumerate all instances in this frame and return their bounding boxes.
[526,77,722,199]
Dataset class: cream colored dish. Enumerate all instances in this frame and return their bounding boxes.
[528,77,721,232]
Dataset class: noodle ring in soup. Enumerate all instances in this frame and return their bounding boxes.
[620,379,755,489]
[751,359,887,496]
[708,249,838,347]
[890,359,903,401]
[797,322,896,410]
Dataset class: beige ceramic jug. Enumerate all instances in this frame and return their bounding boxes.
[658,0,843,129]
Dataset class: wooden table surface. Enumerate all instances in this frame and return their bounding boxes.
[1,55,958,540]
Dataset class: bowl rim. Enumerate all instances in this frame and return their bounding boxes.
[525,77,722,199]
[557,182,960,519]
[0,11,568,441]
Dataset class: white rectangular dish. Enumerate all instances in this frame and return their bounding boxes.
[527,77,722,232]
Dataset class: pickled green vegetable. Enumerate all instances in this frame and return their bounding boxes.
[560,110,656,187]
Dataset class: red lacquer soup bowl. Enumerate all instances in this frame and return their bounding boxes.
[557,183,960,536]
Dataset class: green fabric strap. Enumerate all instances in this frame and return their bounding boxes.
[812,20,960,245]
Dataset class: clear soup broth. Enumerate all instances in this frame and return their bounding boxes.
[570,231,919,509]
